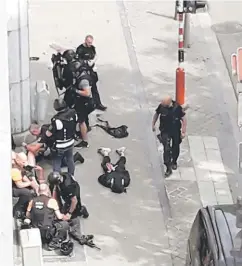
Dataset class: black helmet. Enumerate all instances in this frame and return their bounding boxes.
[48,172,61,185]
[60,241,74,256]
[53,98,67,111]
[62,49,76,62]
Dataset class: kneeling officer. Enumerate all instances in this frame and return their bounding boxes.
[26,184,70,250]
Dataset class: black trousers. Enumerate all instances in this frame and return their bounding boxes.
[160,131,181,167]
[101,156,126,173]
[39,221,69,244]
[68,217,82,240]
[12,187,34,215]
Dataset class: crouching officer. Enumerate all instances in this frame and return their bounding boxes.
[47,172,101,249]
[47,98,78,175]
[25,184,70,250]
[152,95,187,177]
[48,172,89,245]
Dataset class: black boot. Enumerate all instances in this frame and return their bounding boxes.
[96,104,107,111]
[74,152,85,164]
[74,140,89,148]
[79,205,89,218]
[165,166,172,177]
[171,161,177,170]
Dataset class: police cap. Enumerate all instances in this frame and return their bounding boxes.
[53,98,67,112]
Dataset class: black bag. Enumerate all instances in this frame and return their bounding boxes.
[110,174,126,194]
[94,118,128,138]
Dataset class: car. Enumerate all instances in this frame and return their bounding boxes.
[186,204,242,266]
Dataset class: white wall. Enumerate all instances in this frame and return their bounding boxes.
[7,0,31,134]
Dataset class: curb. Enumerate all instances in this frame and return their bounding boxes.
[191,12,240,202]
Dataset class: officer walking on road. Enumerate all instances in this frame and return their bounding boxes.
[47,98,78,175]
[152,95,187,177]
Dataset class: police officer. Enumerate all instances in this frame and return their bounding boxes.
[76,35,107,111]
[71,60,94,148]
[48,172,89,243]
[25,184,70,250]
[62,49,78,108]
[27,123,84,165]
[152,96,187,177]
[47,98,78,175]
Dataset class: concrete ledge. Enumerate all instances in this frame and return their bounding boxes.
[20,228,43,266]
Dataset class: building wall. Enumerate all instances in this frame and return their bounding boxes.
[7,0,31,134]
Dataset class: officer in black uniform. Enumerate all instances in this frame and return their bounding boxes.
[152,96,187,177]
[61,50,78,108]
[71,60,94,148]
[47,98,78,175]
[25,184,70,250]
[48,172,89,243]
[76,35,107,111]
[27,123,84,164]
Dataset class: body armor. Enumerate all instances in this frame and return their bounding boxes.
[52,108,76,149]
[31,195,55,228]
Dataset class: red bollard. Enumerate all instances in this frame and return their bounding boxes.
[176,67,185,105]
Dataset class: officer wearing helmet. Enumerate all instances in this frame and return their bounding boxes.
[25,184,70,250]
[46,98,78,175]
[62,49,78,108]
[71,59,94,148]
[48,172,89,242]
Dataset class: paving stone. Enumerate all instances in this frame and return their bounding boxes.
[209,171,228,182]
[202,136,219,150]
[179,167,196,181]
[197,181,217,206]
[216,194,233,205]
[214,181,231,196]
[194,167,211,181]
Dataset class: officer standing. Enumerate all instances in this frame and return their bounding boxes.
[152,96,187,177]
[25,184,70,250]
[47,98,78,175]
[76,35,107,111]
[48,172,89,243]
[72,60,94,148]
[62,49,79,108]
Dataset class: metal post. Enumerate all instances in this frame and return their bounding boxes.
[176,0,186,106]
[0,0,14,265]
[174,1,178,20]
[184,13,191,48]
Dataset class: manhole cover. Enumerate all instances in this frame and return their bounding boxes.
[212,21,242,34]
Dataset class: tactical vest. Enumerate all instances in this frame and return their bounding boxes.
[52,108,76,150]
[31,195,55,228]
[159,102,181,132]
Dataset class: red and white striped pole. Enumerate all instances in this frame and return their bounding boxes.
[176,0,185,106]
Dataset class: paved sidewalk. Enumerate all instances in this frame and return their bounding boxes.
[15,1,239,266]
[125,2,238,265]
